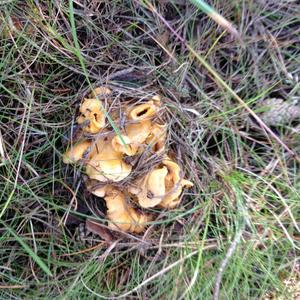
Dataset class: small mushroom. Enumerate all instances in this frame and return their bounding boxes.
[159,158,193,209]
[104,188,152,233]
[86,137,132,182]
[129,157,193,209]
[63,140,91,164]
[111,120,152,156]
[77,98,105,133]
[127,100,159,121]
[129,166,168,208]
[146,123,167,154]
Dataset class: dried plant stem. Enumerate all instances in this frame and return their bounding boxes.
[213,228,243,300]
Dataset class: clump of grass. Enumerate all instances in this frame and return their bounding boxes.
[0,1,299,299]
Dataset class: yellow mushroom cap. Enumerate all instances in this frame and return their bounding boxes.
[159,158,193,209]
[163,159,181,186]
[129,166,168,208]
[90,185,108,197]
[111,135,137,156]
[148,166,168,196]
[159,178,194,209]
[146,123,167,154]
[126,120,152,144]
[129,157,193,209]
[104,188,152,233]
[63,140,91,164]
[141,166,169,208]
[111,120,152,156]
[77,98,105,134]
[127,100,158,121]
[86,138,132,182]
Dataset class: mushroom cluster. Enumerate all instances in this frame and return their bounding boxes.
[63,87,193,233]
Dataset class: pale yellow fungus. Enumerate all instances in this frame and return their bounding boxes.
[104,188,152,233]
[77,98,105,133]
[86,137,132,182]
[111,120,152,156]
[63,140,91,164]
[146,123,167,153]
[129,166,168,208]
[129,157,193,209]
[159,158,193,209]
[127,100,158,121]
[63,87,193,233]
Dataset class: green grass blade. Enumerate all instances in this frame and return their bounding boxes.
[2,221,53,277]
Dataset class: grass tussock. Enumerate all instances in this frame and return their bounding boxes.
[0,0,299,299]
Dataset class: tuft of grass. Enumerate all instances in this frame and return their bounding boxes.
[0,0,299,299]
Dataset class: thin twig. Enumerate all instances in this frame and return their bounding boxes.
[213,228,243,300]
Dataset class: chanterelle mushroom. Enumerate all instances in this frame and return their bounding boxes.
[63,140,91,164]
[63,88,193,234]
[129,157,193,209]
[159,158,193,209]
[128,166,168,208]
[77,98,106,133]
[104,188,152,233]
[86,137,132,182]
[146,123,167,154]
[127,100,159,121]
[111,120,152,156]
